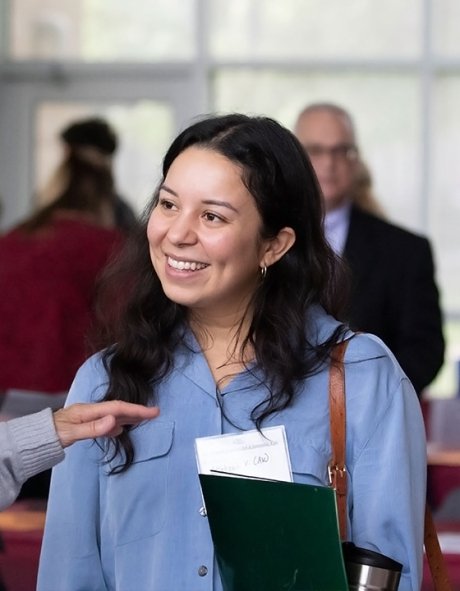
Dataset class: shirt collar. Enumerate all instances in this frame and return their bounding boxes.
[324,201,352,255]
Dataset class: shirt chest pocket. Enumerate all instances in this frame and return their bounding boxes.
[103,420,175,547]
[289,442,330,487]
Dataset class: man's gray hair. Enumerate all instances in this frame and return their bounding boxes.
[295,102,356,142]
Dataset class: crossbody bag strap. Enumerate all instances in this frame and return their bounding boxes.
[328,338,452,590]
[328,339,349,541]
[425,504,453,590]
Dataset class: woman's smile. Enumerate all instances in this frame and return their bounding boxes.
[166,255,209,272]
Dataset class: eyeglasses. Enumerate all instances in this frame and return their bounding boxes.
[304,143,358,162]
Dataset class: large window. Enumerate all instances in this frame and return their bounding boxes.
[7,0,196,62]
[1,0,459,396]
[208,0,421,60]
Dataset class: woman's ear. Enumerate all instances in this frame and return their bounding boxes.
[261,227,296,268]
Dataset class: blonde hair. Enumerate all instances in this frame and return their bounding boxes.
[352,159,386,218]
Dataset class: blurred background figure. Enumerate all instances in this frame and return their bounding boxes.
[40,117,140,233]
[294,102,445,396]
[0,118,127,498]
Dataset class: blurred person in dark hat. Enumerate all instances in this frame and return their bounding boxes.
[41,117,139,232]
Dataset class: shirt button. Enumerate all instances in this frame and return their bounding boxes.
[198,565,208,577]
[199,506,207,517]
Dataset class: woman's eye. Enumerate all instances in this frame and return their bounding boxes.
[204,212,224,223]
[159,198,175,210]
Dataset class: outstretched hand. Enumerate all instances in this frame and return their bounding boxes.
[53,400,160,448]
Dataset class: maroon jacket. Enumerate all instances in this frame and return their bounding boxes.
[0,217,122,393]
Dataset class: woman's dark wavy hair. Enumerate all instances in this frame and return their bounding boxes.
[95,113,349,471]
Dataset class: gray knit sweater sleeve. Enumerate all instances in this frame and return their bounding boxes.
[0,408,65,511]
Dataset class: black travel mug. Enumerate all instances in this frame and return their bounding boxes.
[342,542,403,591]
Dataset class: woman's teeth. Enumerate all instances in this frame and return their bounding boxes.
[168,257,208,271]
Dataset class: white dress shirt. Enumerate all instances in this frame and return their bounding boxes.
[324,201,352,255]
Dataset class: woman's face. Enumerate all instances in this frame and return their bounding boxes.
[147,147,270,319]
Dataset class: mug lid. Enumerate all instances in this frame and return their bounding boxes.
[342,542,403,572]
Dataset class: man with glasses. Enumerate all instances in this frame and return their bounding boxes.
[294,102,444,396]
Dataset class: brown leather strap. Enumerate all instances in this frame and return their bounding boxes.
[425,504,453,590]
[328,339,452,590]
[328,340,348,540]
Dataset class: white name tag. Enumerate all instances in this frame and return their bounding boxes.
[195,425,293,482]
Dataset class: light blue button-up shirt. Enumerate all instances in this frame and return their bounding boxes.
[37,306,426,591]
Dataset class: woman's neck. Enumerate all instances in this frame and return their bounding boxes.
[189,309,255,388]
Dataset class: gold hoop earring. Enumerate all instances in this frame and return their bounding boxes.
[260,265,267,279]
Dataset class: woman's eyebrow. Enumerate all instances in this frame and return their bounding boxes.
[159,184,178,196]
[202,199,239,213]
[160,185,239,213]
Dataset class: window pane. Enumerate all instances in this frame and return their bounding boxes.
[35,101,174,213]
[9,0,195,61]
[213,69,421,227]
[431,76,460,314]
[433,0,460,58]
[209,0,421,60]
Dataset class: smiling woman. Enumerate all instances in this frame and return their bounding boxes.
[38,113,427,591]
[147,147,294,325]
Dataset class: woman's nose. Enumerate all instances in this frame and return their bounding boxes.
[167,212,198,245]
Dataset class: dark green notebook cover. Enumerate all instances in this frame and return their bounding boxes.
[200,474,348,591]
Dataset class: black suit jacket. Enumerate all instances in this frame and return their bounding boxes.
[343,205,445,394]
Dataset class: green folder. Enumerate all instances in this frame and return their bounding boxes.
[199,474,348,591]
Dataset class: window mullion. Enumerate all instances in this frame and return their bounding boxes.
[420,0,434,233]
